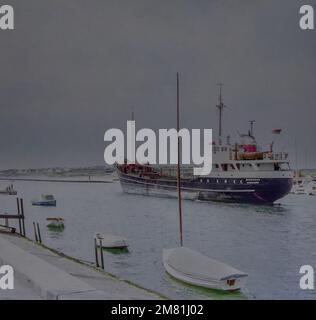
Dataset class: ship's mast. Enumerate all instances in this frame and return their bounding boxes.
[216,83,226,144]
[249,120,255,137]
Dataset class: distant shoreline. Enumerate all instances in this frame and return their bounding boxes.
[0,177,115,184]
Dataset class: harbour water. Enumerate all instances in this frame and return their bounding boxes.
[0,177,315,300]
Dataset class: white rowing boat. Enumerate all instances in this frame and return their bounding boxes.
[163,247,247,291]
[94,233,128,249]
[32,194,56,206]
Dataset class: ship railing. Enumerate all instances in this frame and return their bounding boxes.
[263,152,288,161]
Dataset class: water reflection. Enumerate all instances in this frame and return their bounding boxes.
[46,228,65,240]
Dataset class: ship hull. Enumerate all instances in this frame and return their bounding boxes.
[117,171,293,205]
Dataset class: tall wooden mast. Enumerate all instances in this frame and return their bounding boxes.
[176,72,183,247]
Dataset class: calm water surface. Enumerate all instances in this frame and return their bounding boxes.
[1,178,315,299]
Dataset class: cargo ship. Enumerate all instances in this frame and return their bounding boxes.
[116,87,293,205]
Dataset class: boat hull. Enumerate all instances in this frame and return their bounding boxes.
[94,233,129,249]
[98,244,128,249]
[32,200,56,207]
[117,170,293,205]
[47,223,64,230]
[163,248,247,291]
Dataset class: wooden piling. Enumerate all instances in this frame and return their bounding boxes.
[4,212,9,227]
[94,238,99,268]
[99,239,105,270]
[37,223,42,244]
[33,222,38,242]
[17,198,22,235]
[20,198,26,237]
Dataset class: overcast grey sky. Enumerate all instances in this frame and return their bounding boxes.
[0,0,315,169]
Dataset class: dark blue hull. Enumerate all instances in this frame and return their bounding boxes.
[31,201,56,207]
[117,171,293,205]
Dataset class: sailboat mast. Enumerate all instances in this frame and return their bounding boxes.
[176,72,183,247]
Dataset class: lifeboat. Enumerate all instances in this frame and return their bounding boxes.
[238,152,264,160]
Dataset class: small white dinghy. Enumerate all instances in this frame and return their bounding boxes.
[94,233,128,249]
[32,194,56,206]
[163,247,247,291]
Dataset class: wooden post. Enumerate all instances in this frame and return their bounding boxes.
[20,198,26,237]
[33,222,38,242]
[17,198,22,235]
[94,238,99,268]
[37,223,42,244]
[99,239,105,270]
[4,212,9,227]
